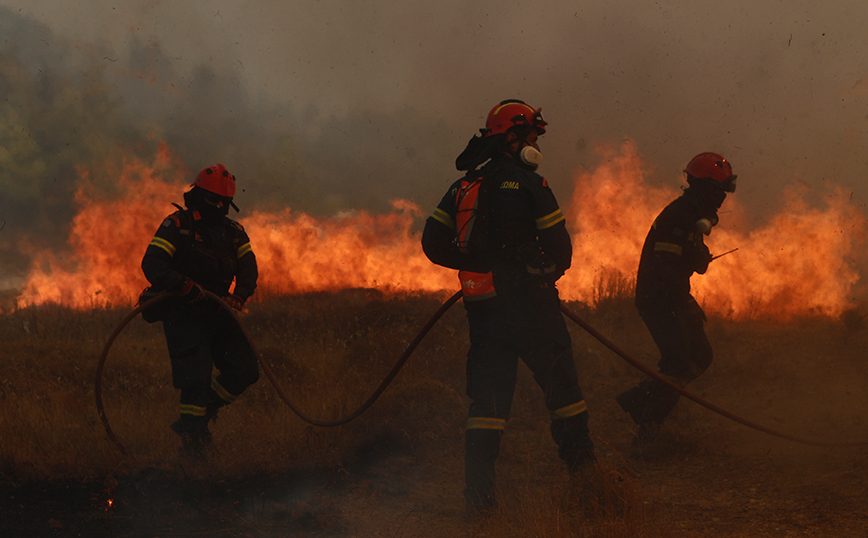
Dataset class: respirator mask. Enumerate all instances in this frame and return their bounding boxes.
[185,187,232,222]
[695,214,720,235]
[520,144,543,169]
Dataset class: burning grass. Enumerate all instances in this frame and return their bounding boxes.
[2,289,868,536]
[14,142,868,324]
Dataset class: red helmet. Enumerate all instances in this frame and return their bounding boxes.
[684,152,736,192]
[194,163,236,198]
[484,99,547,137]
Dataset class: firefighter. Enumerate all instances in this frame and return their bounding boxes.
[422,100,595,518]
[141,163,259,460]
[616,152,737,447]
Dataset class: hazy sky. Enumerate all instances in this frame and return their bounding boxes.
[1,0,867,280]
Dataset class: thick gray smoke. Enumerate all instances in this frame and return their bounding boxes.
[2,1,868,287]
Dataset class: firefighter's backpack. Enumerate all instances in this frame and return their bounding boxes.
[454,170,498,301]
[454,170,492,257]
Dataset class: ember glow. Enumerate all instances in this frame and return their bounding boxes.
[13,143,867,320]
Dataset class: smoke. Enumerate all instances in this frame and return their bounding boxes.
[2,1,868,290]
[0,6,457,282]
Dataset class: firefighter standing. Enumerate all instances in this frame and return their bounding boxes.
[616,152,737,447]
[141,163,259,459]
[422,100,595,517]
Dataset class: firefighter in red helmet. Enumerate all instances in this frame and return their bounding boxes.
[140,163,259,460]
[616,152,736,448]
[422,100,595,518]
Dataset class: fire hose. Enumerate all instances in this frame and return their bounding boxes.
[97,289,864,456]
[95,289,463,455]
[557,304,867,448]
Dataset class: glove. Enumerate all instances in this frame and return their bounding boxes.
[222,294,245,312]
[687,243,712,275]
[178,278,207,303]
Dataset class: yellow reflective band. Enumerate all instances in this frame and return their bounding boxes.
[180,404,207,417]
[431,208,454,230]
[211,379,237,403]
[466,417,507,430]
[550,400,588,420]
[536,209,565,230]
[237,242,252,259]
[654,242,683,255]
[150,237,176,256]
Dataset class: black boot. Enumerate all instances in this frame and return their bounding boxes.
[642,378,682,425]
[465,429,501,520]
[616,380,652,425]
[552,413,596,473]
[203,393,228,425]
[171,416,211,461]
[630,380,681,448]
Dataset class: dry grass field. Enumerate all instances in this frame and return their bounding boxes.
[1,288,867,537]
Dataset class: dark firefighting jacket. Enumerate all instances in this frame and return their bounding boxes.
[634,190,713,313]
[141,209,258,301]
[422,154,571,300]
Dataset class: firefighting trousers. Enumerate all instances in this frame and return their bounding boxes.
[621,300,713,426]
[463,285,593,506]
[162,302,259,423]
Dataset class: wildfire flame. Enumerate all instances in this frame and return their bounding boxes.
[559,141,868,318]
[242,199,454,297]
[15,145,189,309]
[13,142,867,320]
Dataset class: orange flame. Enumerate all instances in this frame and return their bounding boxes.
[559,142,671,304]
[16,146,187,309]
[13,142,867,320]
[561,141,867,318]
[14,149,455,309]
[697,185,866,318]
[243,201,453,296]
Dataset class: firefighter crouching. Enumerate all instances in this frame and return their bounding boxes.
[140,163,259,459]
[422,100,595,518]
[616,152,737,448]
